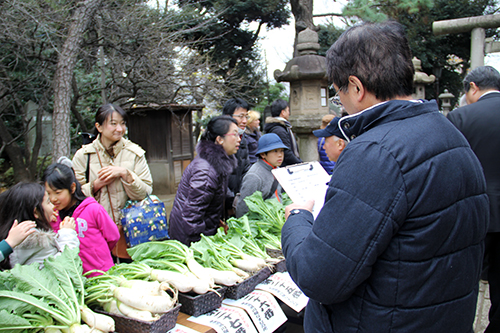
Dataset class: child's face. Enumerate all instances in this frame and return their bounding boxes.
[40,192,55,223]
[261,149,285,167]
[45,183,75,212]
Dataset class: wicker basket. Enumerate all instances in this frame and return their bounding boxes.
[178,287,226,317]
[225,266,272,299]
[273,259,287,273]
[266,248,284,259]
[96,303,181,333]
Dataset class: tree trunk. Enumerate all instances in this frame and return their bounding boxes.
[0,117,30,182]
[52,0,102,161]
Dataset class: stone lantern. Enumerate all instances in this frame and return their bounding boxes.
[412,57,436,100]
[438,89,455,116]
[274,28,329,162]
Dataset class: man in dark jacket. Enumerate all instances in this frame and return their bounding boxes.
[447,65,500,332]
[222,98,251,213]
[281,21,489,332]
[264,99,302,167]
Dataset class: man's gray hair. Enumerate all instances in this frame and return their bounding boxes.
[463,66,500,92]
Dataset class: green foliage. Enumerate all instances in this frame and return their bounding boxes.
[253,82,288,112]
[318,21,346,56]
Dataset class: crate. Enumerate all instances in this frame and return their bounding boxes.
[96,303,181,333]
[178,287,226,317]
[225,267,272,299]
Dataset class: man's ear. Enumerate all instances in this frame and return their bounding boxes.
[349,76,365,102]
[338,139,346,152]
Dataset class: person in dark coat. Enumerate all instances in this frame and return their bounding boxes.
[281,21,489,332]
[245,110,262,164]
[168,116,239,245]
[264,99,302,167]
[447,65,500,332]
[222,98,251,213]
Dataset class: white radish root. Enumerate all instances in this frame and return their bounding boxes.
[117,301,159,322]
[80,306,115,332]
[187,258,215,287]
[120,279,161,296]
[112,286,174,313]
[232,259,261,272]
[151,269,195,293]
[205,268,243,286]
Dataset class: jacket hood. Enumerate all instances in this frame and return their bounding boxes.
[73,197,99,216]
[16,229,56,250]
[265,116,291,127]
[338,99,439,142]
[196,140,237,177]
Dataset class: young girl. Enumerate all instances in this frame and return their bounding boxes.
[43,163,120,276]
[0,182,79,270]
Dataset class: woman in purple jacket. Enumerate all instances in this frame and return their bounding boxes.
[43,163,120,276]
[169,116,239,245]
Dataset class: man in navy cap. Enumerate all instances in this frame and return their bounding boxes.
[313,116,347,165]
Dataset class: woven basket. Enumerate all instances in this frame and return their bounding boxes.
[96,303,181,333]
[178,287,226,317]
[225,266,272,299]
[273,259,287,273]
[266,248,284,259]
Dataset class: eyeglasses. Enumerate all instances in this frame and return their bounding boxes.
[329,85,344,106]
[232,114,250,120]
[224,132,240,137]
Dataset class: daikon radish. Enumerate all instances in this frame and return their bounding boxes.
[151,269,196,293]
[116,302,159,322]
[205,268,243,286]
[80,305,115,332]
[231,258,261,272]
[120,279,161,296]
[102,300,122,316]
[232,267,250,279]
[241,253,267,269]
[112,286,174,313]
[187,258,215,286]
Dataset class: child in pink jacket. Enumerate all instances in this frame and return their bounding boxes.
[43,162,120,276]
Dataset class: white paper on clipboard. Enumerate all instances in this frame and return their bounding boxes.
[272,161,331,219]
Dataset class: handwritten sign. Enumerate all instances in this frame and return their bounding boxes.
[188,304,258,333]
[167,324,201,333]
[223,290,287,333]
[256,272,309,313]
[272,162,331,218]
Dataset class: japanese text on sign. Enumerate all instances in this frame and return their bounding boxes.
[188,304,258,333]
[256,272,309,312]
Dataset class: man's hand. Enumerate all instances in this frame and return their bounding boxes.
[5,220,37,248]
[285,200,315,220]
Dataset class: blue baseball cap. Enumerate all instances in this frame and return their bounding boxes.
[256,133,289,154]
[313,116,345,139]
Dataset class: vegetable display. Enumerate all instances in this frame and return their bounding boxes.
[0,247,115,333]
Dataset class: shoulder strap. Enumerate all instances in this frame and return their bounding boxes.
[267,178,280,200]
[85,154,90,184]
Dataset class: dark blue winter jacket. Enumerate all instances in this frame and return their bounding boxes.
[281,99,489,332]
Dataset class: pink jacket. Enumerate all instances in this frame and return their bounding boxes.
[53,197,120,276]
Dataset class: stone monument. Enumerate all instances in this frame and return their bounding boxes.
[274,28,329,163]
[412,57,436,100]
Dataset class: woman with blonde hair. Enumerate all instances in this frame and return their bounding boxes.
[246,110,262,164]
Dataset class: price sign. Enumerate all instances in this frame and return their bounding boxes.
[188,304,258,333]
[167,324,201,333]
[223,290,287,333]
[255,272,309,312]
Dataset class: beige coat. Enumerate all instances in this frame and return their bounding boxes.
[72,136,153,224]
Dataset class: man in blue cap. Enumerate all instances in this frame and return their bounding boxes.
[313,116,347,167]
[235,133,288,217]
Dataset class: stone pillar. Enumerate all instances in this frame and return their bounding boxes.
[471,27,485,69]
[412,57,435,100]
[274,28,329,163]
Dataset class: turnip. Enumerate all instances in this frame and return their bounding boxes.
[80,305,115,332]
[205,268,243,286]
[120,279,161,296]
[112,286,175,313]
[117,301,159,322]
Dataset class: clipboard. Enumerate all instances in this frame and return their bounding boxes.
[272,161,331,219]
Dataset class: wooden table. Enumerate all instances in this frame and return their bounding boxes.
[175,312,216,333]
